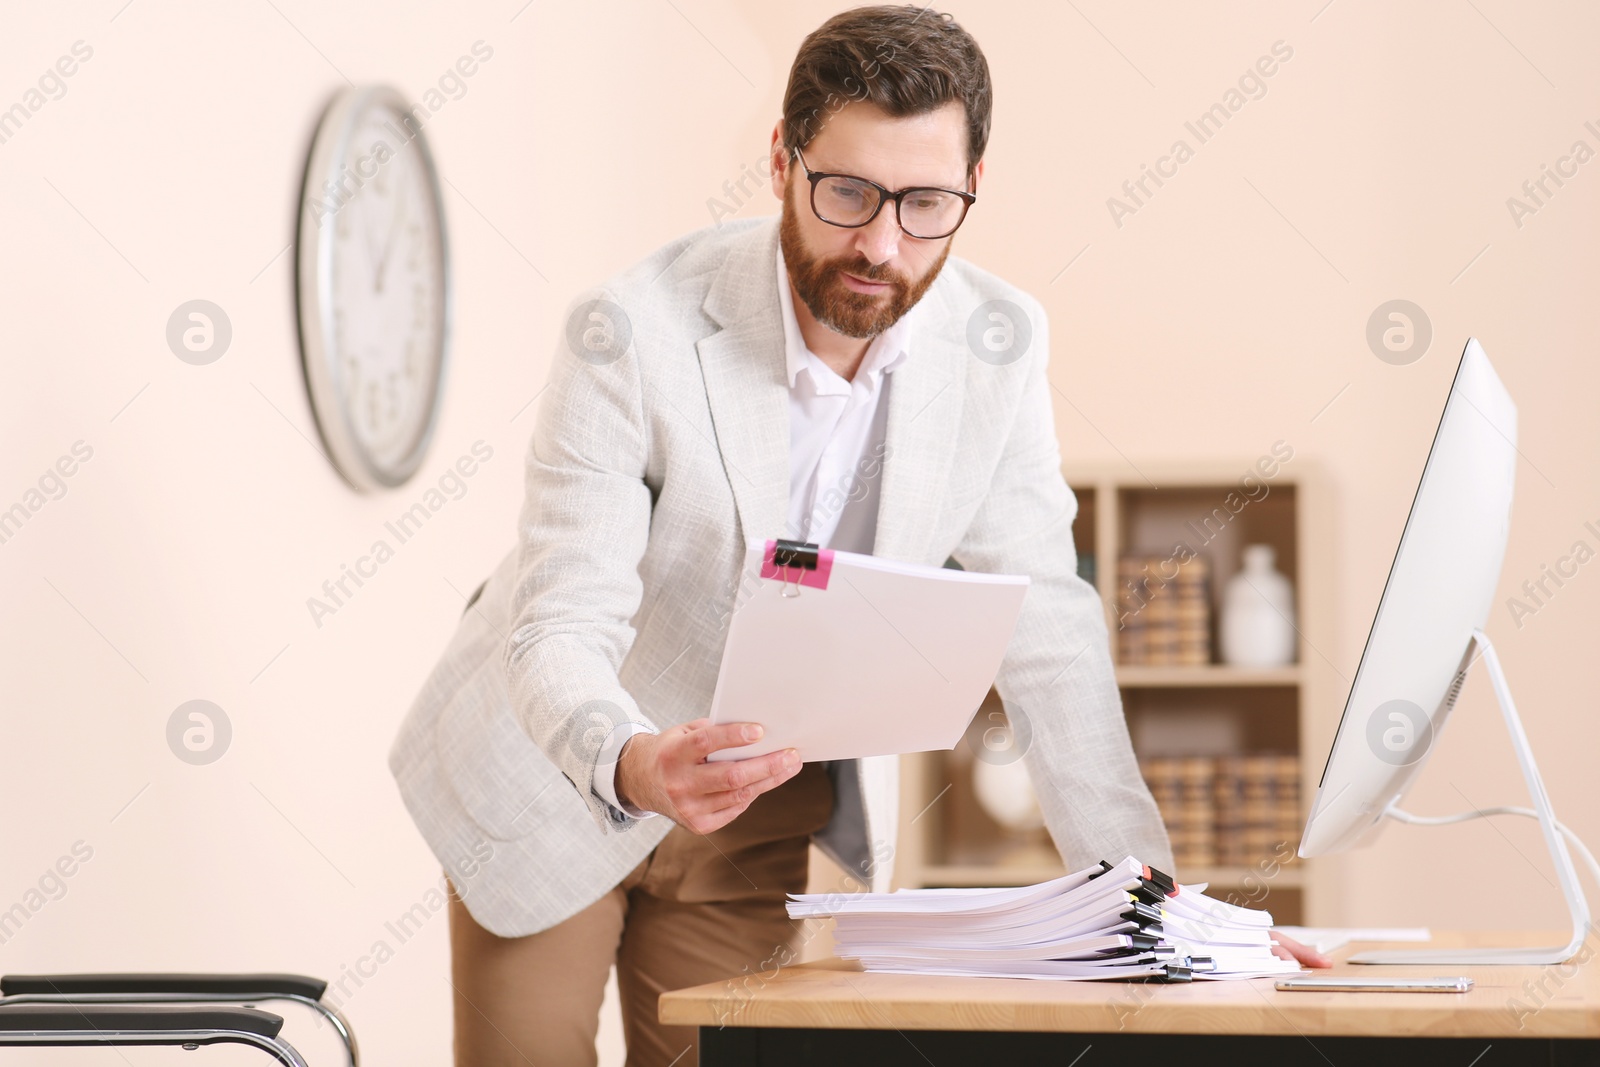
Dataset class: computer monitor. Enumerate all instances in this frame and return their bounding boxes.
[1298,337,1591,965]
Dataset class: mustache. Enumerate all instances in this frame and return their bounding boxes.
[830,258,904,287]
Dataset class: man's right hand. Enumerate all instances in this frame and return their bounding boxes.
[613,718,802,834]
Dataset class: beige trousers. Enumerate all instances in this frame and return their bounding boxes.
[445,760,835,1067]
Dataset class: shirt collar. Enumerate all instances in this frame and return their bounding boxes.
[777,243,913,391]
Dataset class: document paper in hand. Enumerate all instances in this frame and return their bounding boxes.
[706,538,1029,763]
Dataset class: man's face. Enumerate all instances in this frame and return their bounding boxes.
[773,100,981,340]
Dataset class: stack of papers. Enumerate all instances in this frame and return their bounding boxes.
[787,857,1305,982]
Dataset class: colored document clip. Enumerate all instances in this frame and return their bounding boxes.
[761,539,833,595]
[1090,859,1180,902]
[1142,865,1178,896]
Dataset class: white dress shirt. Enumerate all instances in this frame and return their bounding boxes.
[593,242,919,817]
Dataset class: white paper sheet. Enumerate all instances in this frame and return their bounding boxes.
[1272,926,1432,954]
[706,538,1030,763]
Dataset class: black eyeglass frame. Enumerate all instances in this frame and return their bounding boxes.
[791,146,977,239]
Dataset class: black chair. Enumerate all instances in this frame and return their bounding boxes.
[0,973,356,1065]
[0,1003,308,1065]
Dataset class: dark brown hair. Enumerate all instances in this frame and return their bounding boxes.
[781,5,992,173]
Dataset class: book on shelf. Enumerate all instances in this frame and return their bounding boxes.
[1116,553,1211,666]
[1140,753,1300,869]
[787,856,1302,982]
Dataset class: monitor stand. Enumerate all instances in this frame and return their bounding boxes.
[1350,629,1592,965]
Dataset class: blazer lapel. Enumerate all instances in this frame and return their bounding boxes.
[696,220,791,545]
[872,284,968,564]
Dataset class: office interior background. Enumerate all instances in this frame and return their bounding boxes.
[2,1,1596,1063]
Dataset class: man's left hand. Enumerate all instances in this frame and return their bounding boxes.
[1270,929,1333,968]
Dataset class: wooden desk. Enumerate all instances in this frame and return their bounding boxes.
[660,932,1600,1066]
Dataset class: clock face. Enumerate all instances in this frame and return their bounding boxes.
[297,85,450,490]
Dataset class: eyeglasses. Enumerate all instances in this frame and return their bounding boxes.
[792,146,976,240]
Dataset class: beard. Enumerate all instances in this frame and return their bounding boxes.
[779,191,951,340]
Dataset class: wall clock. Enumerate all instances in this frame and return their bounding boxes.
[296,84,450,490]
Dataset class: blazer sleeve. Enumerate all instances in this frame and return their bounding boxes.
[503,289,658,834]
[948,296,1176,875]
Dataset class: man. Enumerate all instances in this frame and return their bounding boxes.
[389,6,1326,1066]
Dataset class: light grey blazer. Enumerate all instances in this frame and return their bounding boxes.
[388,214,1173,938]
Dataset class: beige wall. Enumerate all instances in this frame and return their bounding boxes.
[2,1,1596,1063]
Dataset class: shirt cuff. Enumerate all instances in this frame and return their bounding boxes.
[593,720,660,819]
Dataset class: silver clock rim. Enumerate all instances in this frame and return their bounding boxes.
[296,83,452,492]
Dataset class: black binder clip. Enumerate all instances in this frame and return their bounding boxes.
[773,539,820,598]
[1159,960,1194,983]
[1143,866,1177,898]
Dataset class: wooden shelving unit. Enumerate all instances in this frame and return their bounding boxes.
[1116,665,1302,688]
[895,460,1332,926]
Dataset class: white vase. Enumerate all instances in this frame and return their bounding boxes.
[972,758,1045,833]
[1220,544,1296,667]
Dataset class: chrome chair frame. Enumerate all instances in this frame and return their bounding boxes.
[0,1003,310,1066]
[0,973,357,1066]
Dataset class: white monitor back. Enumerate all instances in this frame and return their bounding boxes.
[1300,338,1518,857]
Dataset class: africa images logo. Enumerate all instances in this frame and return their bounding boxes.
[1364,699,1432,766]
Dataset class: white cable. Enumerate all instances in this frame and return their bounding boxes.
[1387,805,1600,896]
